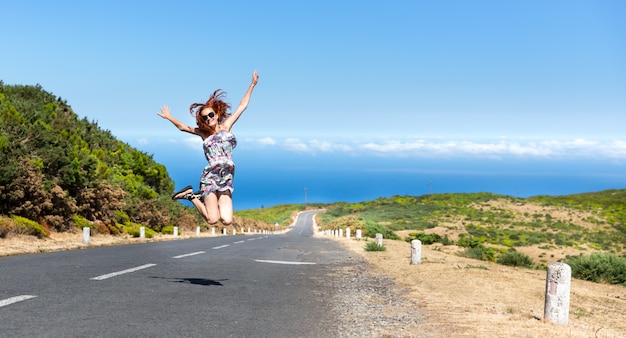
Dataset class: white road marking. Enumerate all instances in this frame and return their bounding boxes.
[0,295,37,308]
[173,251,205,259]
[247,238,256,241]
[90,264,157,281]
[212,244,230,250]
[233,240,245,244]
[255,259,316,265]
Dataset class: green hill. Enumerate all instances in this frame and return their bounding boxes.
[316,191,626,285]
[0,82,205,236]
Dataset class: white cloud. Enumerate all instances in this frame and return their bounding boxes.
[284,138,310,152]
[258,137,276,145]
[151,134,626,160]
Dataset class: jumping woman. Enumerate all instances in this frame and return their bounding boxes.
[158,70,259,225]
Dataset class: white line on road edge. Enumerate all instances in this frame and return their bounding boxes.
[233,240,245,244]
[173,251,206,259]
[254,259,317,265]
[0,295,37,308]
[212,244,230,250]
[90,264,157,281]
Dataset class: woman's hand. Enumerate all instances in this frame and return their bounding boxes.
[157,105,171,119]
[251,70,259,86]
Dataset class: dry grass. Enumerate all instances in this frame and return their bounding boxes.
[328,235,626,337]
[0,230,220,257]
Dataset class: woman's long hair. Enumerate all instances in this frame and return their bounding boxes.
[189,89,231,134]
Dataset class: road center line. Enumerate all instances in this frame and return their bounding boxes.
[212,244,230,250]
[173,251,206,259]
[0,295,37,308]
[233,240,245,244]
[90,263,157,281]
[255,259,317,265]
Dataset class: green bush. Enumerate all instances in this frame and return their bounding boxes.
[10,215,48,238]
[363,221,400,240]
[405,232,441,245]
[114,210,130,225]
[72,215,93,230]
[122,222,155,238]
[457,235,483,248]
[364,241,386,251]
[565,253,626,285]
[497,250,534,268]
[460,245,496,262]
[162,225,175,235]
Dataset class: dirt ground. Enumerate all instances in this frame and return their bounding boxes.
[327,235,626,338]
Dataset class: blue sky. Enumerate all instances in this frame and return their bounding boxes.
[3,1,626,167]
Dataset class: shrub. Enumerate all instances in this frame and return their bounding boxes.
[457,235,483,248]
[0,216,15,238]
[460,245,496,262]
[363,221,400,240]
[364,241,386,251]
[9,215,48,238]
[122,222,155,238]
[72,215,93,230]
[405,232,442,245]
[497,250,534,268]
[565,253,626,285]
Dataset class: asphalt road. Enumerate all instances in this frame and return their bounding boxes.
[0,210,355,337]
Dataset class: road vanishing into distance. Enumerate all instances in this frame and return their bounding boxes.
[0,211,357,337]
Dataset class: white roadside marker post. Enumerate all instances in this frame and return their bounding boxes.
[375,233,383,247]
[173,227,178,237]
[140,227,145,239]
[346,228,351,239]
[356,229,362,240]
[83,227,90,244]
[544,262,571,326]
[196,226,201,236]
[411,240,422,264]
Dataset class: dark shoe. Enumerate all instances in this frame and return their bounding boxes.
[193,191,204,202]
[172,185,193,200]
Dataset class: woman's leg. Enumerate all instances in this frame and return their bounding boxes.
[216,191,233,225]
[203,192,221,224]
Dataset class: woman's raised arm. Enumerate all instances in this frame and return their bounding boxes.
[222,70,259,131]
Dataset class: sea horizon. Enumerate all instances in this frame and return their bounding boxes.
[157,148,626,211]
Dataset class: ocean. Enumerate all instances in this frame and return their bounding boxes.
[156,147,626,211]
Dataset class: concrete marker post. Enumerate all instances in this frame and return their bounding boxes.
[140,226,145,239]
[356,229,362,240]
[411,240,422,264]
[196,226,201,236]
[222,228,227,235]
[346,228,351,239]
[375,233,383,247]
[339,229,343,237]
[173,227,178,237]
[82,227,90,244]
[544,262,571,326]
[211,227,215,236]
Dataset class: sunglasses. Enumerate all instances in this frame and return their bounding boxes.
[200,111,215,122]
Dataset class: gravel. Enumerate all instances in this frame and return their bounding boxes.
[326,255,432,338]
